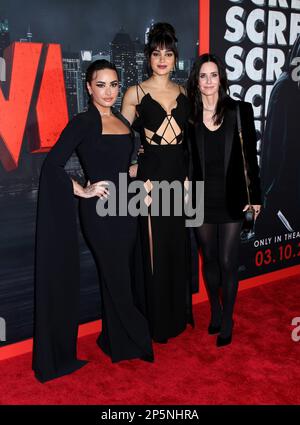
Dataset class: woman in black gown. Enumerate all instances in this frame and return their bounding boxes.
[187,54,262,346]
[122,23,194,343]
[32,60,153,383]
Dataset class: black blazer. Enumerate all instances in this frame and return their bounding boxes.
[187,97,261,220]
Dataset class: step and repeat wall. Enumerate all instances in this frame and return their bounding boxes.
[0,0,299,346]
[207,0,300,278]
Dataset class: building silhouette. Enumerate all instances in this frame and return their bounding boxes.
[63,51,84,117]
[19,24,32,43]
[0,18,10,57]
[80,50,92,111]
[134,37,147,82]
[110,28,137,109]
[92,51,110,62]
[145,19,154,44]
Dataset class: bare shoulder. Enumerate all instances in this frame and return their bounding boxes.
[178,84,187,95]
[123,85,139,106]
[138,78,152,91]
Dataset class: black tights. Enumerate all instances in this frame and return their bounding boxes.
[194,222,242,337]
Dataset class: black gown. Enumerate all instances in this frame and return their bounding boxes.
[32,103,153,383]
[133,84,194,343]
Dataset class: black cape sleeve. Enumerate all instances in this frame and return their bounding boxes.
[32,115,89,383]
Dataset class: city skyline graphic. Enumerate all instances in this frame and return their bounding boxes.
[0,0,198,186]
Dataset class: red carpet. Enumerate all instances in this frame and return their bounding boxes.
[0,276,299,405]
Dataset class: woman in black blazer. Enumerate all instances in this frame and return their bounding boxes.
[187,54,262,346]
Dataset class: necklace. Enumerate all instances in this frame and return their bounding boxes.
[203,107,216,112]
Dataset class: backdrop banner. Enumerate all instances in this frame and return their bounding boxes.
[0,0,299,346]
[209,0,300,279]
[0,0,198,345]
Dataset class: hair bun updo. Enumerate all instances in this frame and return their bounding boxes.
[148,22,178,43]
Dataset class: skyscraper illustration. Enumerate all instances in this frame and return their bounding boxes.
[110,28,137,108]
[63,52,84,117]
[0,18,10,56]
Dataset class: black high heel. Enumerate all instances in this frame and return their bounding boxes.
[140,353,154,363]
[154,338,168,344]
[208,324,221,335]
[216,333,232,347]
[216,320,234,347]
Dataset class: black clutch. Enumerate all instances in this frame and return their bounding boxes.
[245,206,254,222]
[242,206,255,232]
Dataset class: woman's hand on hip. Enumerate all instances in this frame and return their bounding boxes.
[82,180,110,199]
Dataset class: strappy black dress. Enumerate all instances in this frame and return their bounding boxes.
[133,84,194,343]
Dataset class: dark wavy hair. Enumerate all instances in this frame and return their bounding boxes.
[85,59,119,100]
[144,22,178,74]
[187,53,230,125]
